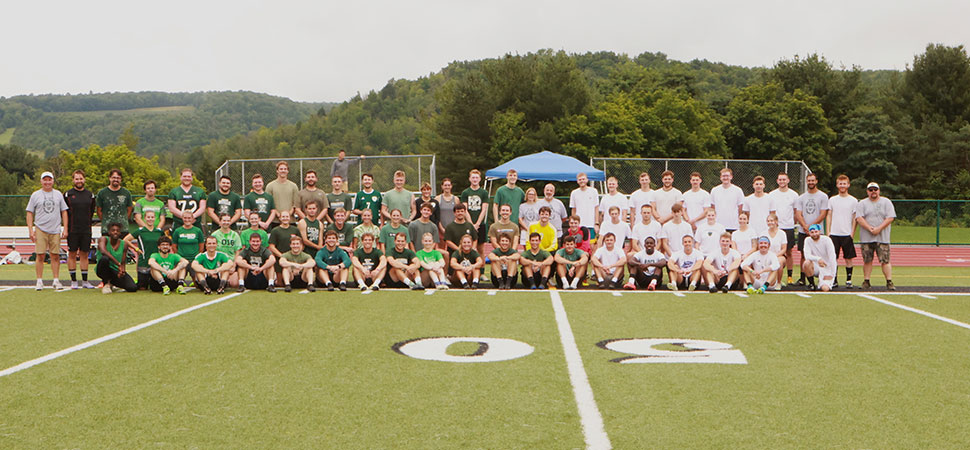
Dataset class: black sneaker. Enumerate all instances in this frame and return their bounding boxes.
[237,285,246,293]
[470,282,478,290]
[284,285,292,293]
[372,284,380,291]
[795,278,806,286]
[308,284,316,292]
[267,285,276,293]
[709,286,718,293]
[861,280,871,290]
[721,285,729,294]
[339,283,347,292]
[328,284,335,292]
[887,280,896,291]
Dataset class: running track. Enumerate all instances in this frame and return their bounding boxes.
[794,245,970,267]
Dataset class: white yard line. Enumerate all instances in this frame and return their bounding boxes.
[0,286,16,293]
[858,294,970,331]
[424,289,436,296]
[795,293,812,298]
[549,290,611,450]
[673,292,685,297]
[919,294,937,300]
[611,292,622,297]
[734,292,749,298]
[487,290,497,296]
[361,289,372,295]
[0,292,245,379]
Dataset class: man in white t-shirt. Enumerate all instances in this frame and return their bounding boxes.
[794,173,830,285]
[667,235,703,291]
[592,232,627,289]
[598,176,629,226]
[652,170,683,224]
[694,209,727,257]
[660,203,693,257]
[827,174,858,288]
[598,206,631,252]
[624,236,667,291]
[709,167,744,232]
[768,172,799,285]
[802,224,837,291]
[569,172,599,234]
[743,176,772,235]
[538,183,569,237]
[681,171,712,230]
[631,204,662,252]
[741,236,780,294]
[703,233,742,293]
[628,172,657,224]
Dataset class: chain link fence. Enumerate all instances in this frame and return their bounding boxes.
[214,155,436,196]
[589,158,812,194]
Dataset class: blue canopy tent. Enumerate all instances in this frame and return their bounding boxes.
[484,151,605,182]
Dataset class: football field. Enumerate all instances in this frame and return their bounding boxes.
[2,287,969,448]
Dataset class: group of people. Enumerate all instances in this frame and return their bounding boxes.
[24,155,896,294]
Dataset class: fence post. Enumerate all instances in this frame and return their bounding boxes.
[936,200,941,247]
[240,161,246,195]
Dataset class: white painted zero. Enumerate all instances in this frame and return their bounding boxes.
[396,337,535,363]
[603,338,747,364]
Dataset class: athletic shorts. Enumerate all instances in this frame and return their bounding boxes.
[861,242,891,264]
[67,232,92,252]
[797,232,808,253]
[783,228,796,251]
[634,271,662,288]
[713,275,730,290]
[290,277,309,289]
[244,273,269,290]
[812,261,836,280]
[203,275,222,292]
[830,235,857,260]
[149,276,179,292]
[476,223,489,246]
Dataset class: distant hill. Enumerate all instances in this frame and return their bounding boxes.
[0,91,333,156]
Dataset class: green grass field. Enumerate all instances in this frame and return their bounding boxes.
[0,127,14,145]
[1,287,969,448]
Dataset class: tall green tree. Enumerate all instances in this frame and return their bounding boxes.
[834,106,901,196]
[767,53,866,131]
[899,44,970,127]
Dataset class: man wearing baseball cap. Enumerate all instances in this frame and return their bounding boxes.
[856,182,896,291]
[26,171,69,290]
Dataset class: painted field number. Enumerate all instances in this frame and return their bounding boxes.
[597,338,747,364]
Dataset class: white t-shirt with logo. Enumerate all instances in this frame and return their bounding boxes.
[669,250,703,274]
[632,249,666,275]
[694,221,728,256]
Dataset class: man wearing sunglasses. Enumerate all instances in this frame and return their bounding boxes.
[856,182,895,291]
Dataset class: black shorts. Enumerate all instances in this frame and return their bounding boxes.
[67,232,92,252]
[204,275,222,291]
[783,229,796,251]
[290,277,309,289]
[797,232,808,253]
[830,235,857,260]
[476,222,489,245]
[244,273,269,290]
[713,275,730,290]
[634,271,662,288]
[149,276,180,292]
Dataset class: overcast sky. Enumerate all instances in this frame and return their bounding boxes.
[3,0,968,103]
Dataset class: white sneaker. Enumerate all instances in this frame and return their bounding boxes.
[52,280,63,290]
[35,279,44,291]
[71,281,79,290]
[81,281,96,289]
[101,285,113,294]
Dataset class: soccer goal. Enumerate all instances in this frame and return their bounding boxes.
[214,154,437,195]
[589,157,813,194]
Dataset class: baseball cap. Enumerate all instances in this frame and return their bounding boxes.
[866,182,879,190]
[40,171,54,180]
[809,224,822,232]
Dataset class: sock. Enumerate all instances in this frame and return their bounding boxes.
[571,278,579,288]
[239,279,245,287]
[886,279,892,284]
[81,271,88,281]
[412,277,421,286]
[628,276,635,283]
[787,269,793,278]
[70,270,77,281]
[597,277,604,283]
[461,279,469,287]
[846,267,853,281]
[562,276,569,286]
[326,281,333,286]
[339,281,346,287]
[808,277,816,287]
[540,276,548,287]
[501,269,509,280]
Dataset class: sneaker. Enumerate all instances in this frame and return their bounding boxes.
[237,285,246,293]
[795,278,806,286]
[746,285,756,295]
[339,284,347,292]
[284,285,292,293]
[176,285,187,294]
[647,282,656,291]
[410,283,422,291]
[470,282,479,290]
[101,285,112,294]
[71,281,79,290]
[371,284,380,291]
[845,280,854,289]
[688,284,696,292]
[266,285,276,293]
[440,283,449,291]
[216,287,225,295]
[709,286,718,293]
[623,280,636,290]
[667,282,678,291]
[721,285,729,294]
[328,284,335,292]
[163,285,171,295]
[757,286,766,294]
[861,280,871,290]
[52,280,63,290]
[361,284,368,291]
[886,281,896,291]
[35,279,43,291]
[772,284,782,291]
[787,276,794,285]
[81,281,96,289]
[308,284,316,292]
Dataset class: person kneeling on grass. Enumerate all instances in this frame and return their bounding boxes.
[741,236,780,294]
[625,236,666,291]
[235,233,276,292]
[519,232,553,289]
[703,233,742,293]
[148,235,189,295]
[97,222,141,294]
[352,232,386,291]
[592,232,626,289]
[801,223,838,292]
[450,234,483,289]
[385,232,422,290]
[280,235,317,292]
[667,235,703,291]
[417,232,448,290]
[555,235,588,290]
[315,230,351,291]
[490,234,520,290]
[191,236,235,295]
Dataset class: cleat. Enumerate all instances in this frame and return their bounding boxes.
[101,285,113,294]
[266,285,276,293]
[471,282,479,290]
[284,285,292,293]
[216,288,225,295]
[787,276,794,284]
[886,281,896,291]
[237,285,246,293]
[721,285,729,294]
[410,283,422,290]
[667,282,678,291]
[339,284,347,292]
[440,283,449,291]
[623,281,636,290]
[308,284,316,292]
[328,284,335,292]
[81,281,96,289]
[646,282,656,291]
[162,285,171,295]
[177,285,187,295]
[688,284,696,292]
[772,284,782,291]
[709,286,718,293]
[746,286,756,295]
[758,286,766,294]
[361,285,368,291]
[71,281,78,290]
[861,280,871,290]
[795,278,805,286]
[845,281,853,289]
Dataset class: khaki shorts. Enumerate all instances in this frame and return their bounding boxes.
[35,231,61,255]
[861,242,891,264]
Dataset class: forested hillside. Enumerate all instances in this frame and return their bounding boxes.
[0,91,328,157]
[192,47,969,199]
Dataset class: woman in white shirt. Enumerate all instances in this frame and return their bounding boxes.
[731,211,757,260]
[518,187,541,247]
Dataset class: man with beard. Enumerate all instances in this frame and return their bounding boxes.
[96,169,133,236]
[65,169,96,289]
[206,175,242,230]
[167,167,206,231]
[794,173,829,285]
[297,170,328,222]
[243,173,276,230]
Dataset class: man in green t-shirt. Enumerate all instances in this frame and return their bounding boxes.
[240,212,270,251]
[326,207,354,253]
[351,232,386,291]
[382,170,415,225]
[449,234,483,289]
[489,234,520,290]
[191,235,234,294]
[385,232,421,289]
[148,235,188,294]
[326,175,355,225]
[268,211,300,281]
[379,209,409,251]
[167,168,207,229]
[492,169,525,229]
[235,233,276,292]
[125,210,164,290]
[444,203,477,254]
[555,235,589,290]
[172,211,204,264]
[314,230,352,291]
[298,202,324,258]
[243,174,277,230]
[353,173,383,226]
[134,179,167,229]
[520,232,554,289]
[461,169,490,256]
[95,169,133,234]
[280,235,316,292]
[207,175,242,230]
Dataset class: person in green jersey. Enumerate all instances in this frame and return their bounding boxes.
[172,211,205,277]
[492,168,525,229]
[97,222,140,293]
[96,169,133,234]
[461,169,490,256]
[385,232,421,290]
[148,235,188,294]
[382,170,415,225]
[351,232,386,291]
[211,214,243,258]
[353,173,382,227]
[555,235,589,290]
[207,175,242,230]
[444,203,477,254]
[280,235,316,292]
[167,167,207,230]
[416,232,448,290]
[449,234,483,289]
[134,179,166,229]
[490,234,520,290]
[191,236,234,294]
[352,209,381,249]
[315,230,351,291]
[327,208,354,253]
[520,232,554,289]
[326,175,355,226]
[243,173,276,230]
[268,210,300,284]
[298,202,324,258]
[124,210,163,290]
[235,233,276,292]
[240,212,269,251]
[379,209,409,251]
